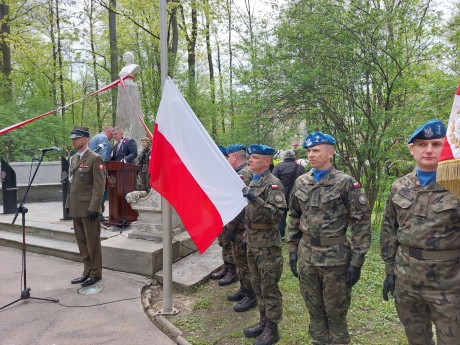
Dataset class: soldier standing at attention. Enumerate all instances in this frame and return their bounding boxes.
[288,132,371,345]
[66,125,105,287]
[381,120,460,345]
[242,144,286,345]
[211,145,239,286]
[225,144,257,313]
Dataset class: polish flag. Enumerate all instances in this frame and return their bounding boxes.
[437,84,460,198]
[149,78,247,253]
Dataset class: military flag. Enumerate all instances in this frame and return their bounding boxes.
[149,78,247,253]
[437,84,460,197]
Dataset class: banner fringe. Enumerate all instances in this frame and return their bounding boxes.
[437,159,460,198]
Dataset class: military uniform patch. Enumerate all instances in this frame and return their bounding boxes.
[99,164,104,170]
[359,194,367,205]
[274,194,284,202]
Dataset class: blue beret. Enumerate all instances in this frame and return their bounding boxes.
[217,145,228,156]
[247,144,275,156]
[407,120,446,144]
[69,125,90,139]
[227,144,246,154]
[303,132,336,148]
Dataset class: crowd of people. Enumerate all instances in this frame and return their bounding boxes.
[64,119,459,345]
[211,119,459,345]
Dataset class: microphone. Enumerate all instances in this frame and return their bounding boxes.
[38,146,60,152]
[94,143,105,153]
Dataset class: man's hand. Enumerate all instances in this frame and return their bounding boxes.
[242,187,257,202]
[65,208,70,215]
[383,274,395,301]
[289,252,298,277]
[88,211,99,221]
[241,237,247,253]
[346,265,361,288]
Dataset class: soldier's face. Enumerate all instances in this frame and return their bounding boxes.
[248,154,271,174]
[307,145,334,170]
[71,137,88,151]
[409,138,443,171]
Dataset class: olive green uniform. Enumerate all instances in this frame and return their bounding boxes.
[381,170,460,345]
[245,171,286,323]
[288,167,371,344]
[66,150,105,279]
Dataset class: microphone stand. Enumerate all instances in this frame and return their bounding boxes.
[1,150,59,310]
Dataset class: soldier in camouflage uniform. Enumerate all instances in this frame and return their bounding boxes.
[225,145,257,313]
[242,144,286,345]
[211,145,239,285]
[381,120,460,345]
[288,132,371,345]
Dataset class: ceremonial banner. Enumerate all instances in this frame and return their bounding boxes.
[149,78,246,253]
[437,84,460,197]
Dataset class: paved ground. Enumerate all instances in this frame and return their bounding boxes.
[0,246,176,345]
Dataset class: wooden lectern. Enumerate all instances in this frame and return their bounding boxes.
[104,161,140,227]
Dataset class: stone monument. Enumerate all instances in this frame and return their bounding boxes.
[115,52,146,146]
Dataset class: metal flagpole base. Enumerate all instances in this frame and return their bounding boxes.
[156,307,180,316]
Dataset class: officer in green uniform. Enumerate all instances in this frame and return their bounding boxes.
[225,144,256,313]
[211,145,238,285]
[288,132,371,345]
[66,125,105,287]
[381,120,460,345]
[242,144,286,345]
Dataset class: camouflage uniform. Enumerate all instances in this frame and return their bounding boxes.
[217,230,235,264]
[245,171,286,323]
[228,163,253,292]
[288,167,371,344]
[381,170,460,345]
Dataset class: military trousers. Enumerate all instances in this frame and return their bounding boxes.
[73,217,102,278]
[217,229,235,265]
[232,230,252,291]
[299,261,351,344]
[247,245,283,323]
[395,279,460,345]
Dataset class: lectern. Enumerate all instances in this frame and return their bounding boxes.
[104,161,140,227]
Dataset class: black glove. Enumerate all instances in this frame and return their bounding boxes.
[346,265,361,288]
[65,208,70,215]
[289,252,298,277]
[88,210,99,221]
[241,237,247,253]
[242,187,257,203]
[383,274,395,301]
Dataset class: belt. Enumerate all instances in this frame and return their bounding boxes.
[302,234,347,246]
[250,223,275,230]
[400,244,460,261]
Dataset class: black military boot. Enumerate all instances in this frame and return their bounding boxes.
[255,320,279,345]
[243,312,266,338]
[211,262,228,280]
[227,283,245,302]
[218,263,238,286]
[233,290,257,312]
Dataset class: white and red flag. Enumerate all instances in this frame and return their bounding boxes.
[149,78,247,253]
[437,84,460,198]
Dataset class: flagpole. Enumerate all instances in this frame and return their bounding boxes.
[159,0,176,315]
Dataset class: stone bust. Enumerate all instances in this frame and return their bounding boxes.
[119,51,140,79]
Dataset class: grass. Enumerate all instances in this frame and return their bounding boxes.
[169,228,408,344]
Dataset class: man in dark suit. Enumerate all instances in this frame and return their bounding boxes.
[111,127,138,163]
[65,125,105,287]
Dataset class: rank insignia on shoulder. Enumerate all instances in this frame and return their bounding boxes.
[353,182,360,189]
[271,185,279,190]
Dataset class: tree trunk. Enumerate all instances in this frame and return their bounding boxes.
[89,0,101,127]
[0,1,11,100]
[204,0,216,138]
[227,0,234,126]
[108,0,118,127]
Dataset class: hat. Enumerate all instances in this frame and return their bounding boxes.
[218,145,228,156]
[407,120,446,144]
[303,132,336,148]
[227,144,246,154]
[69,125,90,139]
[247,144,276,156]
